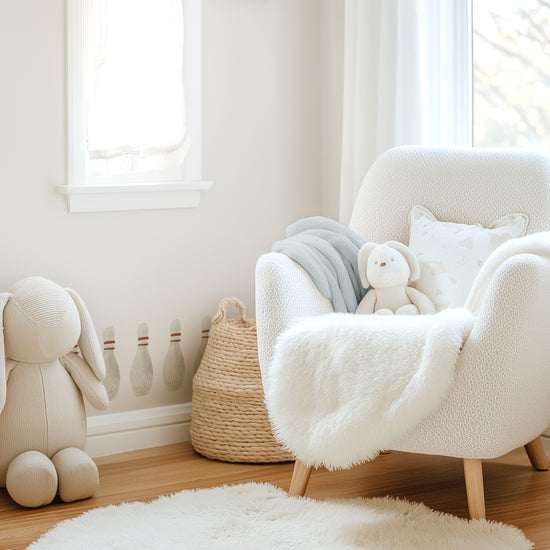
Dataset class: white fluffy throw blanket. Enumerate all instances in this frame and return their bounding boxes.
[266,309,474,470]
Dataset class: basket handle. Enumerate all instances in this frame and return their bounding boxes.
[212,297,247,325]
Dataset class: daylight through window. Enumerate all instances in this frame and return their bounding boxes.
[86,0,189,178]
[473,0,550,151]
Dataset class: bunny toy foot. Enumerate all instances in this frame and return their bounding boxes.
[6,451,58,508]
[52,447,99,503]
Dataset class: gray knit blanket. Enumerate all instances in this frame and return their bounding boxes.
[271,217,367,313]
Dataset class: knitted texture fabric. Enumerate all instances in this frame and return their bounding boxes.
[0,277,108,507]
[271,216,366,313]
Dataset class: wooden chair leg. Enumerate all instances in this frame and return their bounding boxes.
[288,459,313,496]
[524,437,549,471]
[463,458,486,519]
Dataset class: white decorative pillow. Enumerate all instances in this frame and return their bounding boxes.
[408,205,529,311]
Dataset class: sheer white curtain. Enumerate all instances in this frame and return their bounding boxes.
[339,0,470,223]
[85,0,188,177]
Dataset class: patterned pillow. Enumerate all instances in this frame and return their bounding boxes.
[408,205,529,311]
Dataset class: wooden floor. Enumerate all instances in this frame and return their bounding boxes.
[1,443,549,549]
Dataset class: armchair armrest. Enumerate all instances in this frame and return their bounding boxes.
[466,251,550,428]
[465,232,550,313]
[255,252,333,390]
[396,249,550,458]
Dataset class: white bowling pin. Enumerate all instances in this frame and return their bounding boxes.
[103,326,121,401]
[163,319,186,391]
[130,322,154,396]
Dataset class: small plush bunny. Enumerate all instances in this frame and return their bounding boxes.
[355,241,435,315]
[0,276,108,507]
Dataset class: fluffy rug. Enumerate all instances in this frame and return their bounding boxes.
[266,309,474,469]
[28,482,532,550]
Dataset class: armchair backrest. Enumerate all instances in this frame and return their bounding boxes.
[349,146,550,243]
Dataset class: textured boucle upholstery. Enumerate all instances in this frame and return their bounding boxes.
[255,254,333,388]
[255,146,550,460]
[394,251,550,458]
[349,146,550,242]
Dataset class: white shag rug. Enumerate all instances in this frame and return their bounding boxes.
[28,482,532,550]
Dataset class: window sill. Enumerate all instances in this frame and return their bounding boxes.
[56,181,213,213]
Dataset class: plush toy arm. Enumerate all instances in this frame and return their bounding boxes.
[6,359,17,381]
[0,360,18,414]
[355,290,376,314]
[60,353,109,410]
[405,287,436,315]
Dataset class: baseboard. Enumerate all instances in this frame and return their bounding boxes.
[85,407,550,460]
[86,402,192,458]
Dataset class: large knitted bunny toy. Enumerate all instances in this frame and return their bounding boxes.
[0,276,108,507]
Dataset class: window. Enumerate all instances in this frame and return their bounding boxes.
[60,0,211,213]
[473,0,550,151]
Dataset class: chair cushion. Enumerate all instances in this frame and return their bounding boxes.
[408,205,528,311]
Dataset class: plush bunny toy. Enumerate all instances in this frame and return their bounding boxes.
[356,240,436,315]
[0,276,108,507]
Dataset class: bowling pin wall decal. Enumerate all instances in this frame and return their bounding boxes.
[103,326,121,401]
[163,319,186,392]
[197,317,211,362]
[130,322,154,396]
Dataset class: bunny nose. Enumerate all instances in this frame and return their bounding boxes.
[380,262,386,267]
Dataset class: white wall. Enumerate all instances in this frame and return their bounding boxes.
[0,0,322,416]
[321,0,345,221]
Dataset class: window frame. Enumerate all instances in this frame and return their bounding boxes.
[450,0,473,147]
[427,0,472,148]
[60,0,211,213]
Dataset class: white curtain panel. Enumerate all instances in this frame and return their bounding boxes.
[85,0,189,177]
[339,0,470,223]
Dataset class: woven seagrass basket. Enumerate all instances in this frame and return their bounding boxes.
[190,297,293,463]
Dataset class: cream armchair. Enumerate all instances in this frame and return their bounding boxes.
[255,146,550,519]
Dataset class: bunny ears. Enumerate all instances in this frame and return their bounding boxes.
[0,293,10,412]
[65,287,106,381]
[357,240,421,289]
